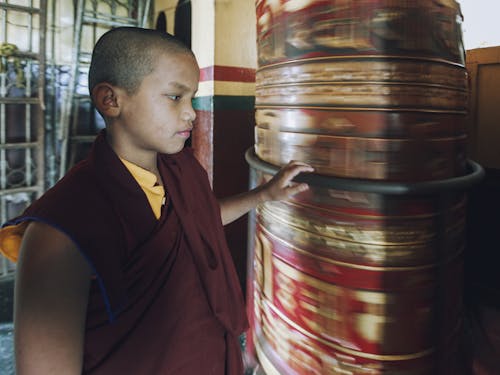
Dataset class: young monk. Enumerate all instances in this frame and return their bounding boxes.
[0,27,312,374]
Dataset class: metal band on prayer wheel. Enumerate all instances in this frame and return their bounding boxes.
[248,1,477,374]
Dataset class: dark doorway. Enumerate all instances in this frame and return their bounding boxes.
[174,0,191,49]
[155,10,167,32]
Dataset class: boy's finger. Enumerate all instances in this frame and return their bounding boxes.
[285,160,314,170]
[281,164,314,181]
[286,182,309,196]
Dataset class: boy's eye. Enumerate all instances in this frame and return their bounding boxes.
[166,95,181,101]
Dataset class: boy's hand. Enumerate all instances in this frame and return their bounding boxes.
[260,160,314,202]
[219,160,314,225]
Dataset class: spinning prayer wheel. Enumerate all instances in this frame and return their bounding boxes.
[246,1,482,374]
[245,162,483,373]
[254,0,468,182]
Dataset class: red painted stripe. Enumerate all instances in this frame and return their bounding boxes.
[199,65,255,83]
[199,66,214,81]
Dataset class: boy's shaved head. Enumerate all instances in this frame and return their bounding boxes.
[89,27,193,95]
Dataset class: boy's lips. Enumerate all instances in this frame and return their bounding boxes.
[177,129,192,138]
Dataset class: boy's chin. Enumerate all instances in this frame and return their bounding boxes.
[163,143,186,155]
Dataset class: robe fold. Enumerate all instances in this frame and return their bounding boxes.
[5,130,248,374]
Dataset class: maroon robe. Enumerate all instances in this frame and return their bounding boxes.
[6,131,248,374]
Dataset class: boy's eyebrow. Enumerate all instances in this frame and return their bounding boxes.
[167,81,195,92]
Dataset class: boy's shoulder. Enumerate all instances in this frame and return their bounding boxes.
[34,159,98,209]
[19,157,115,230]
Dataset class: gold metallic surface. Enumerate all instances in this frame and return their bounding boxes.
[252,236,438,355]
[256,199,466,266]
[254,336,282,375]
[255,82,467,111]
[255,128,467,180]
[261,201,437,244]
[261,294,434,361]
[255,301,435,373]
[255,109,467,137]
[287,183,468,215]
[256,0,465,66]
[257,219,439,270]
[261,228,274,299]
[256,58,467,90]
[251,0,467,372]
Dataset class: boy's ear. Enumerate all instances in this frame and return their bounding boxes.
[91,83,121,117]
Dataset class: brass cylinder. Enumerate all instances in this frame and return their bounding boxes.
[254,0,468,182]
[246,164,475,373]
[248,1,475,374]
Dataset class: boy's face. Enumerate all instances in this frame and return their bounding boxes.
[116,51,199,157]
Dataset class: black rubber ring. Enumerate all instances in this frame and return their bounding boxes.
[245,147,484,195]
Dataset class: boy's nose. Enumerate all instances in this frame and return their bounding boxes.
[183,102,196,123]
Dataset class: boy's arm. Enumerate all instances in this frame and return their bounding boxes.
[14,221,91,375]
[219,161,313,225]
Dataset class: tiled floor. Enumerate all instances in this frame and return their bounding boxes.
[467,305,500,374]
[0,323,14,375]
[0,279,498,374]
[0,309,499,374]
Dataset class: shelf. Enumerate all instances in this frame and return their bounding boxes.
[0,2,41,14]
[0,97,40,104]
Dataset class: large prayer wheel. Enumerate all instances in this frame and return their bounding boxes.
[254,0,468,182]
[246,1,482,374]
[245,163,482,374]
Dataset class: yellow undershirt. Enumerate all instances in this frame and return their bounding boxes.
[119,158,166,220]
[0,158,165,262]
